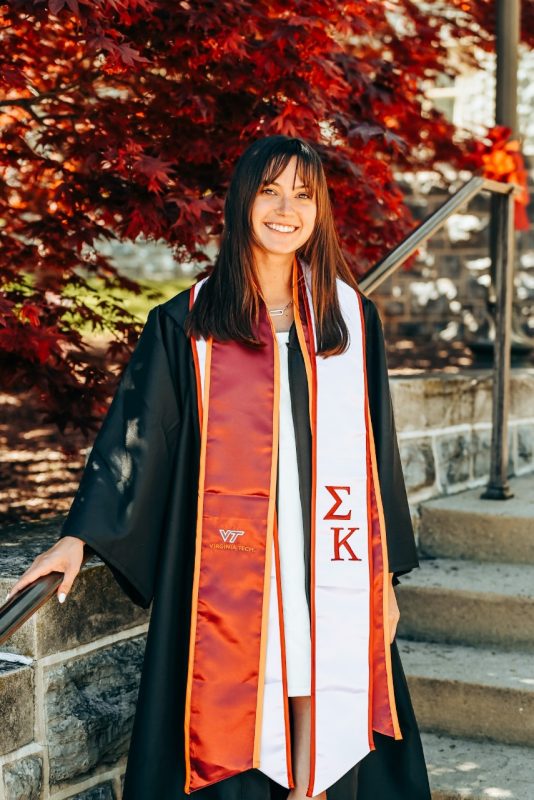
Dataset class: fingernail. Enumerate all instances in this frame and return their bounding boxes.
[58,593,66,604]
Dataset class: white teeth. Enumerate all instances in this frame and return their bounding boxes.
[265,222,297,233]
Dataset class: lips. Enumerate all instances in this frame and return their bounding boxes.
[264,222,299,234]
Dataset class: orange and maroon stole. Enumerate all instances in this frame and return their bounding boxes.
[184,256,401,797]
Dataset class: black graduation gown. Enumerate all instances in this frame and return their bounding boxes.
[59,287,432,800]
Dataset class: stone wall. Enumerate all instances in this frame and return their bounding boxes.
[0,521,149,800]
[391,368,534,543]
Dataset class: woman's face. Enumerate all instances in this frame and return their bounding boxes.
[251,155,317,256]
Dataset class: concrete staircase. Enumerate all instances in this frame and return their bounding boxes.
[397,473,534,800]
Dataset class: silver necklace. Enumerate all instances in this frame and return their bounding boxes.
[268,299,293,317]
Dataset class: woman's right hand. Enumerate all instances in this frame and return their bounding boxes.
[5,536,86,605]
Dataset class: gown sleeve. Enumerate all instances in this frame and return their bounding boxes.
[59,305,182,608]
[363,295,420,585]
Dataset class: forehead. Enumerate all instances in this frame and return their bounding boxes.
[262,154,315,189]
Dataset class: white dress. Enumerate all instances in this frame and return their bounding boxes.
[271,329,312,696]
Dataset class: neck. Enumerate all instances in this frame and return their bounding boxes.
[253,249,295,305]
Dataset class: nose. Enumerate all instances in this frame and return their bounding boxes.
[276,194,294,214]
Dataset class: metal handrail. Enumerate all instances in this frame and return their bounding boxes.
[360,176,519,294]
[0,175,522,647]
[361,173,521,501]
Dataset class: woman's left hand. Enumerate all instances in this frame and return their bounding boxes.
[388,573,400,643]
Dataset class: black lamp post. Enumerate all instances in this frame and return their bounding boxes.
[479,0,522,499]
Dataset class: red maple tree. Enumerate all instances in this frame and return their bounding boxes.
[0,0,531,432]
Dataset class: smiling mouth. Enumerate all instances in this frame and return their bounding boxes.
[264,222,299,234]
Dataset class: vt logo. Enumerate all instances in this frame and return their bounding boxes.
[219,529,245,544]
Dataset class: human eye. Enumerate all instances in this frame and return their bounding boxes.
[261,186,276,195]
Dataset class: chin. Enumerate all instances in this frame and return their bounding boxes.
[258,238,305,256]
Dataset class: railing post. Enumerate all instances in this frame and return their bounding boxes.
[481,189,515,500]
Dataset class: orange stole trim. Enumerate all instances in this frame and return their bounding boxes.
[184,292,283,794]
[357,291,402,741]
[184,335,213,793]
[368,403,402,740]
[253,307,281,769]
[359,289,377,753]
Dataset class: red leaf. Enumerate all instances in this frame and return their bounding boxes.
[19,304,41,327]
[134,155,175,194]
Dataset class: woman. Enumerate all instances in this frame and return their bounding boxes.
[7,135,431,800]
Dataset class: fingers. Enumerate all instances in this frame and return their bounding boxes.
[5,540,83,605]
[5,558,57,603]
[57,565,79,604]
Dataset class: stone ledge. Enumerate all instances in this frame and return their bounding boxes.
[0,520,150,659]
[419,473,534,563]
[390,368,534,432]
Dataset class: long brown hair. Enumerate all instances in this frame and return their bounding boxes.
[184,135,358,355]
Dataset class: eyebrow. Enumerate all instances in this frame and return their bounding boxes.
[266,181,309,189]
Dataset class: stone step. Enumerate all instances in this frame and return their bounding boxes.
[422,731,534,800]
[0,520,149,659]
[396,558,534,650]
[418,473,534,564]
[398,638,534,748]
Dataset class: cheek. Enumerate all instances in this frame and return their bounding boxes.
[301,208,317,237]
[251,199,270,228]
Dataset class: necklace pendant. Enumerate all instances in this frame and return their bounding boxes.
[268,299,293,317]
